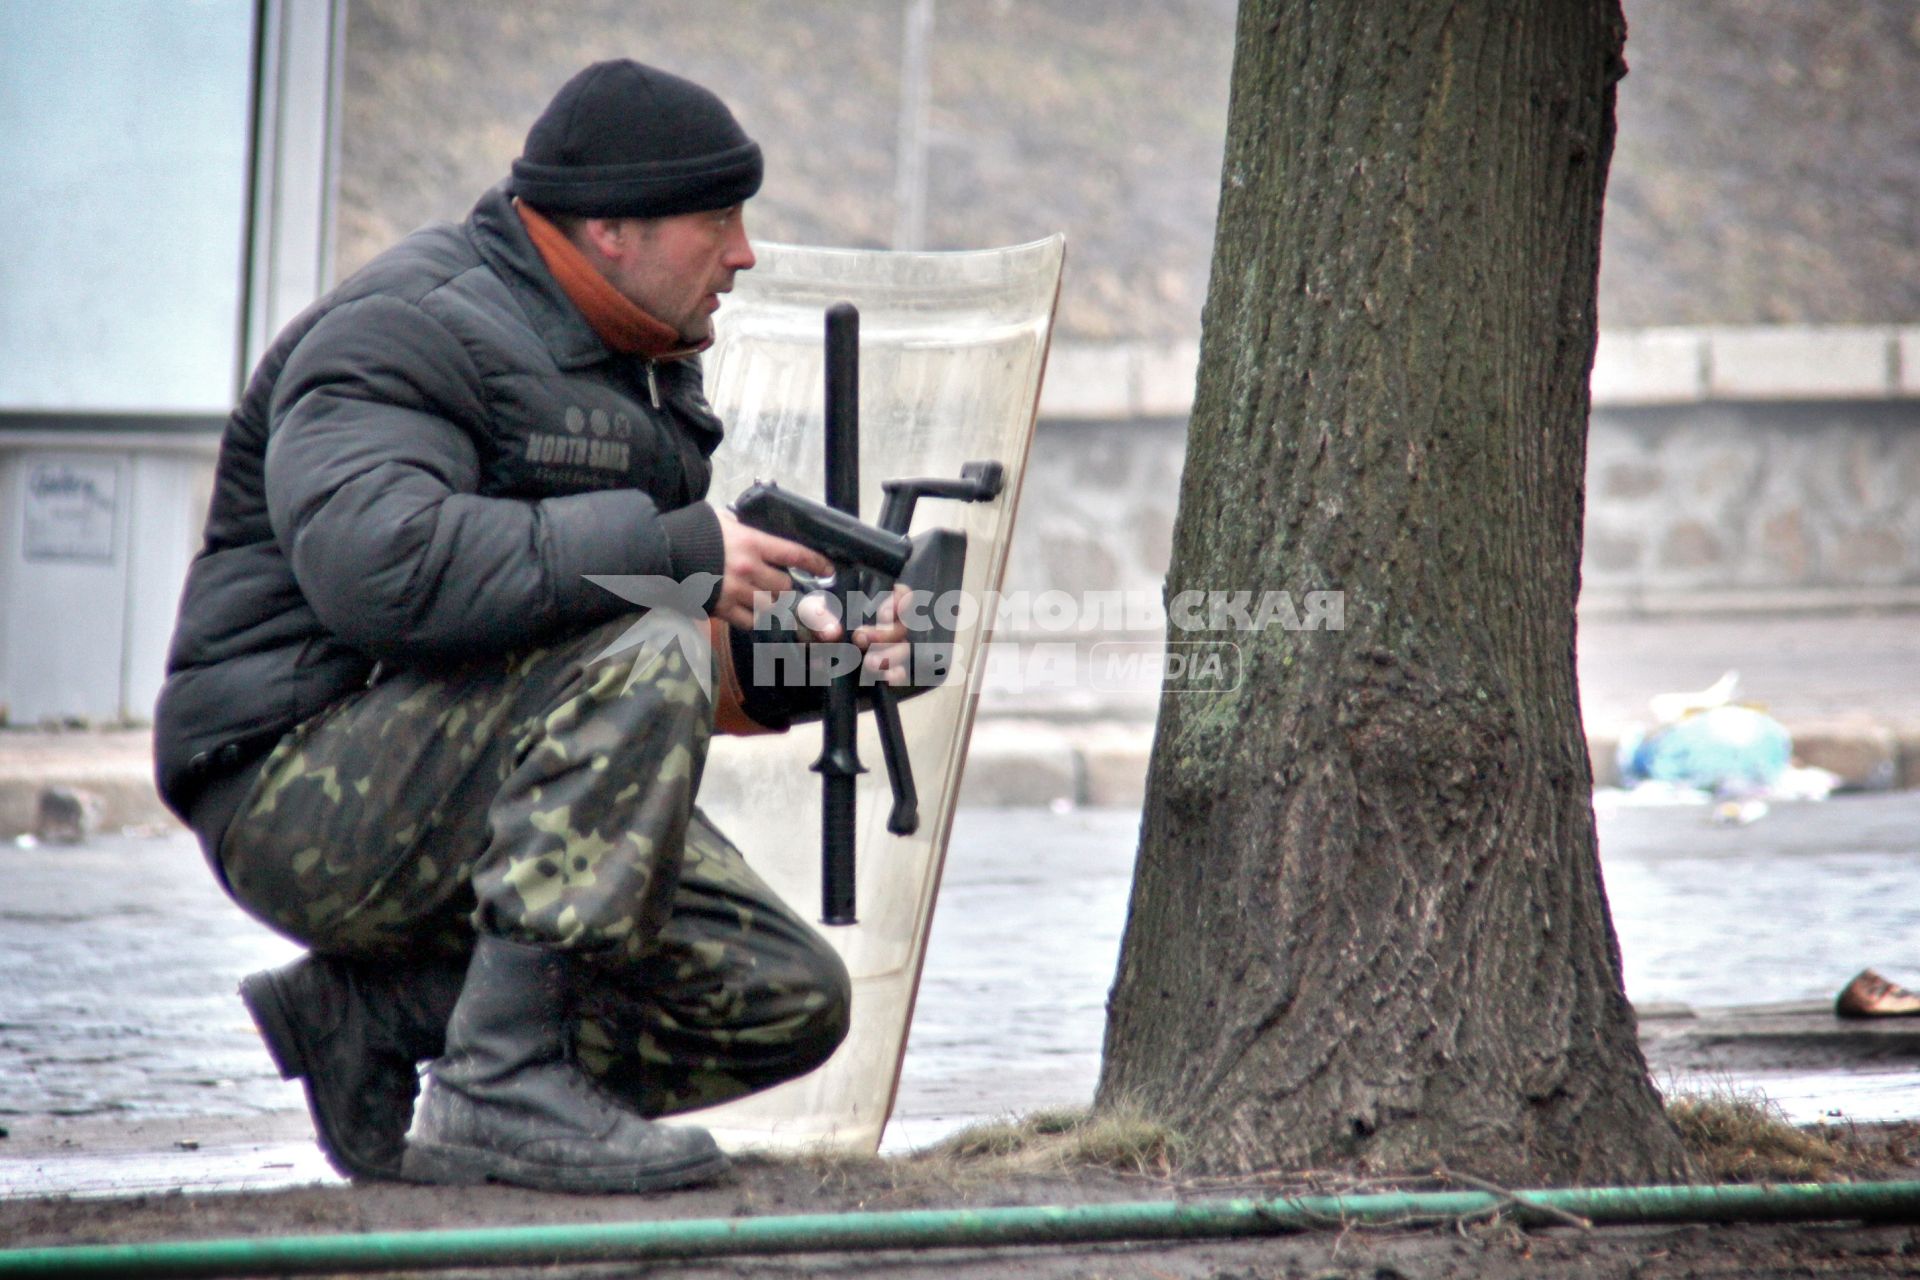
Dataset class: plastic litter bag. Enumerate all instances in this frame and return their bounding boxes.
[1617,704,1793,792]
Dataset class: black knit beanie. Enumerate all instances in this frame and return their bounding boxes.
[511,60,763,218]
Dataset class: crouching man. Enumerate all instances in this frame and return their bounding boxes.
[155,59,900,1193]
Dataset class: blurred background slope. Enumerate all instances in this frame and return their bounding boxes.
[335,0,1920,340]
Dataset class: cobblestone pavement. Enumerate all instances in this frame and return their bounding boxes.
[4,793,1920,1196]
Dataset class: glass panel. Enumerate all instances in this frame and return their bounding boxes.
[0,0,254,413]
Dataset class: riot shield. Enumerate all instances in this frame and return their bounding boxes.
[686,236,1065,1153]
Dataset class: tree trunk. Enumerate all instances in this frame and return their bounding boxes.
[1096,0,1689,1186]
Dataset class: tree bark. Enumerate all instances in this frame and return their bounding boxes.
[1096,0,1689,1185]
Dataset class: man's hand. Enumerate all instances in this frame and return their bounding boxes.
[713,509,833,630]
[794,583,914,687]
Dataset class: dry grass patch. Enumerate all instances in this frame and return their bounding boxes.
[733,1106,1184,1203]
[919,1105,1184,1178]
[1667,1088,1854,1183]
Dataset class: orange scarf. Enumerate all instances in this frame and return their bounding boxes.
[514,199,708,361]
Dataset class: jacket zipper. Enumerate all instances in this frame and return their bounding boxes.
[646,361,661,409]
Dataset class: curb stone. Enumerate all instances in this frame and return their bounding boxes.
[1787,719,1900,793]
[0,729,177,839]
[954,719,1082,808]
[1586,718,1920,797]
[2,716,1917,839]
[1899,727,1920,791]
[967,718,1920,808]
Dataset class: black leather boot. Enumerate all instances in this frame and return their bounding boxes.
[404,934,730,1193]
[239,951,465,1180]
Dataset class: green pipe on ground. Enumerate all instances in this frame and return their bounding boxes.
[4,1179,1920,1278]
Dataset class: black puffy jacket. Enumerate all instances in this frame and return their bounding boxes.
[154,184,727,817]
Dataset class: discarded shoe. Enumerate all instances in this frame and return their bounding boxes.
[405,934,730,1194]
[240,952,465,1179]
[1835,969,1920,1018]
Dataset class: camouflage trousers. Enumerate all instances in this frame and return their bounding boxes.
[217,612,850,1117]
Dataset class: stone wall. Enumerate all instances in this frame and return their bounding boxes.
[1003,327,1920,624]
[1583,402,1920,613]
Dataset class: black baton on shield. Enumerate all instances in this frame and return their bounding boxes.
[744,302,1001,925]
[816,302,864,925]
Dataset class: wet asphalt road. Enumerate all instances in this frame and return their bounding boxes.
[2,792,1918,1193]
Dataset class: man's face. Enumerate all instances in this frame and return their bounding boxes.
[597,205,756,344]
